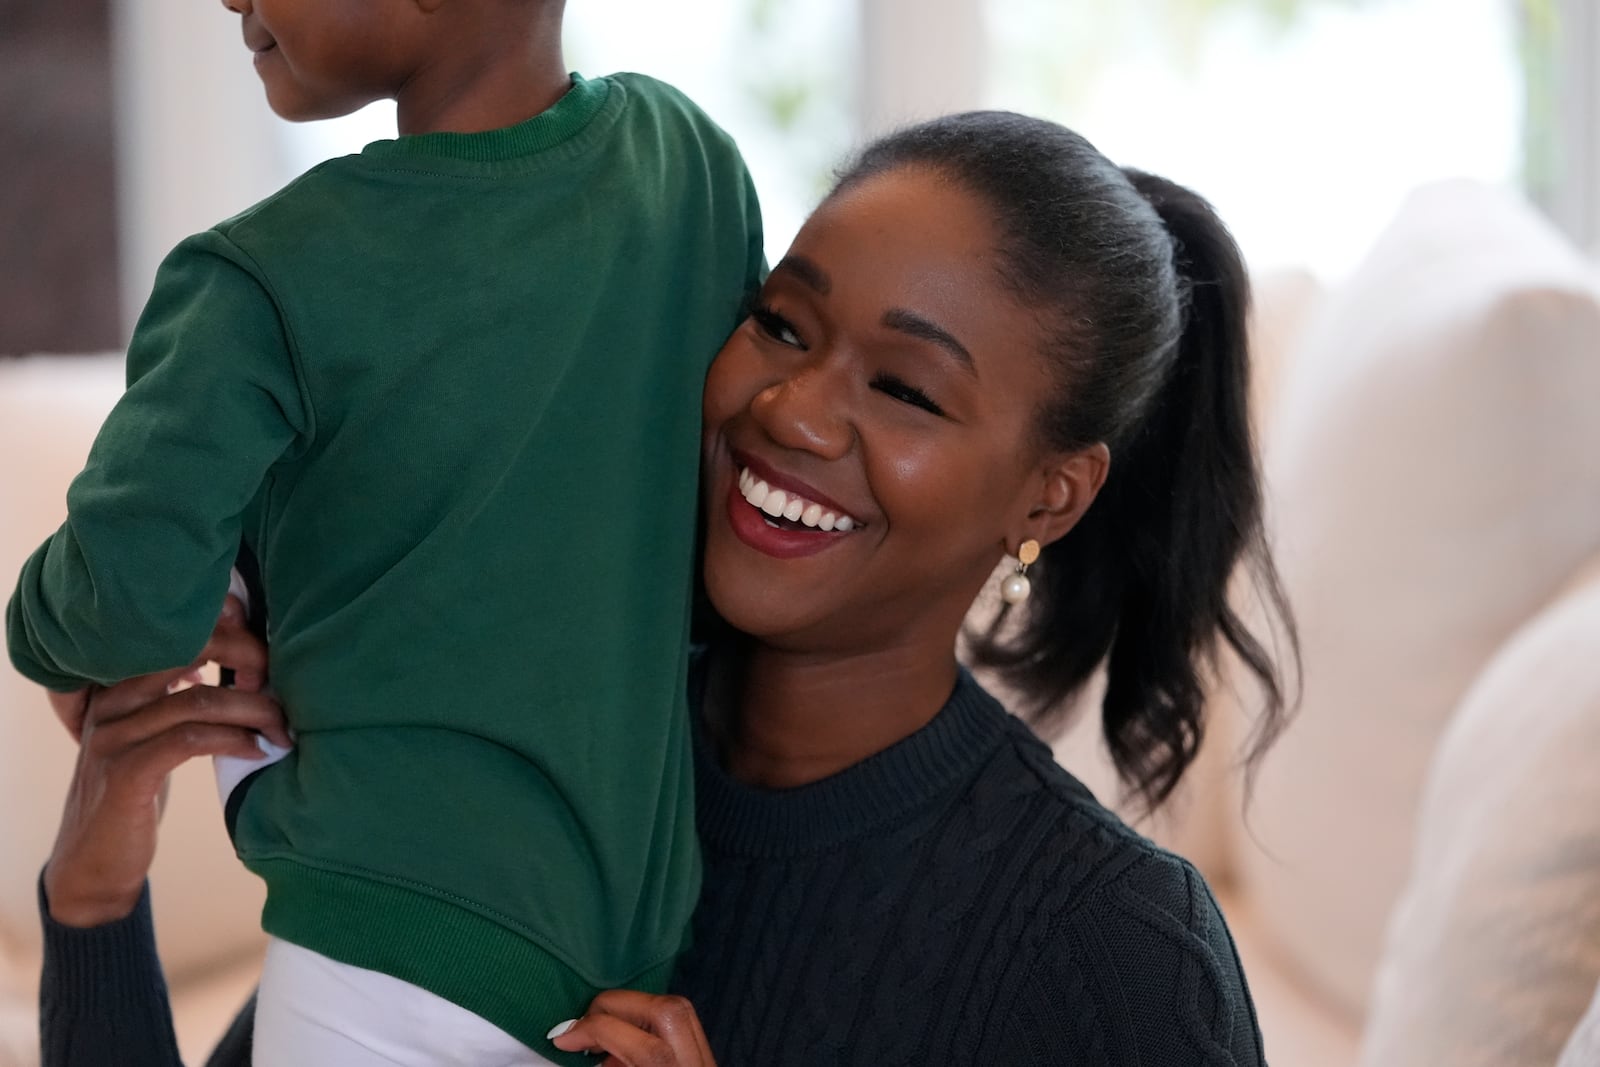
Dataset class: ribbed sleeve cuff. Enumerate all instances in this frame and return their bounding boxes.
[38,872,184,1067]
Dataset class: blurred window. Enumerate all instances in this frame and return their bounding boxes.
[984,0,1524,275]
[274,0,1575,274]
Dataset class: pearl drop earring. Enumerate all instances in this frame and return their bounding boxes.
[1001,539,1040,605]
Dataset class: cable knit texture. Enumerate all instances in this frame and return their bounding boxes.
[37,879,183,1067]
[37,671,1261,1066]
[671,669,1265,1066]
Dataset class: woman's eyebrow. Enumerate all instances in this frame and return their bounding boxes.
[772,255,831,294]
[882,308,976,375]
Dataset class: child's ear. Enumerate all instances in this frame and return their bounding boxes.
[1022,443,1109,549]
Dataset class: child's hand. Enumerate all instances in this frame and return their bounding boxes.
[213,593,265,692]
[548,990,718,1066]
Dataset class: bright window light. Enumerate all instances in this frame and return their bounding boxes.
[986,0,1522,276]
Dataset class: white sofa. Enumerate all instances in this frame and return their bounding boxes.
[2,181,1599,1066]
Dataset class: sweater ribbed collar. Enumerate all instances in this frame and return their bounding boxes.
[360,73,609,164]
[692,664,1011,858]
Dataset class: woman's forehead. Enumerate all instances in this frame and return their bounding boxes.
[789,172,1016,311]
[784,168,1044,364]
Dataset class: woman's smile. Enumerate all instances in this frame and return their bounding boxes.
[737,462,860,534]
[724,450,865,559]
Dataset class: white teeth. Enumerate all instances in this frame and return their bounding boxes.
[736,466,861,532]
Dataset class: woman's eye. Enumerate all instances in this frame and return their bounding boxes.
[751,305,806,349]
[871,373,945,417]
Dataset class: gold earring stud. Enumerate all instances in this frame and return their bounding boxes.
[1001,539,1040,605]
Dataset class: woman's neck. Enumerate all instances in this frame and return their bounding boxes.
[710,639,961,790]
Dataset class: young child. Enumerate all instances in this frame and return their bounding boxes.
[6,0,763,1063]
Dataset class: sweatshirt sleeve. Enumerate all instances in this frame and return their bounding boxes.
[7,230,310,691]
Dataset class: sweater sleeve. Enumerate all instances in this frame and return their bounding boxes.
[7,230,310,691]
[1002,852,1266,1067]
[39,875,183,1067]
[37,875,257,1067]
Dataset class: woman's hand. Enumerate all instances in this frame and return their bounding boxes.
[43,598,267,741]
[549,990,718,1066]
[42,599,288,928]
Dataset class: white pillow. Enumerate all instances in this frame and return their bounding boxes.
[1558,976,1600,1067]
[1358,566,1600,1066]
[1248,266,1325,441]
[1234,180,1600,1016]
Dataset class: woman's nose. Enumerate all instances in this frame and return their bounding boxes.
[749,362,853,460]
[221,0,251,14]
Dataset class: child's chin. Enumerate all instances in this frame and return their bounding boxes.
[263,87,364,126]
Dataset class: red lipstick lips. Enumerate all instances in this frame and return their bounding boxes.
[724,452,860,560]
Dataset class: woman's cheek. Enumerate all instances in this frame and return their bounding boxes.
[702,335,760,425]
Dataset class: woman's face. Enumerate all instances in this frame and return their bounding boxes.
[701,165,1084,654]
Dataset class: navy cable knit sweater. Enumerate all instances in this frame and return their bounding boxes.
[39,670,1264,1065]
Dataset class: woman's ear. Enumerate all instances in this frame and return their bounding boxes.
[1019,443,1110,549]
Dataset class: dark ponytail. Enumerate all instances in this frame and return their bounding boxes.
[835,114,1298,811]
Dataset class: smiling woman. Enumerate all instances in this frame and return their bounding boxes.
[663,112,1298,1063]
[36,109,1294,1067]
[701,116,1293,806]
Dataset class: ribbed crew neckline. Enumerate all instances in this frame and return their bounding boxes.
[692,666,1011,858]
[361,73,608,164]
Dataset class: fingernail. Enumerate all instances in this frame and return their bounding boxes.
[546,1019,576,1040]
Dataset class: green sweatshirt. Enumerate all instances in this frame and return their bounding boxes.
[7,73,763,1055]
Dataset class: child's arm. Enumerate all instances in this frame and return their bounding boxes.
[7,231,310,691]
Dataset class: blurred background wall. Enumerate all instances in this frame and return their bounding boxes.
[0,0,118,352]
